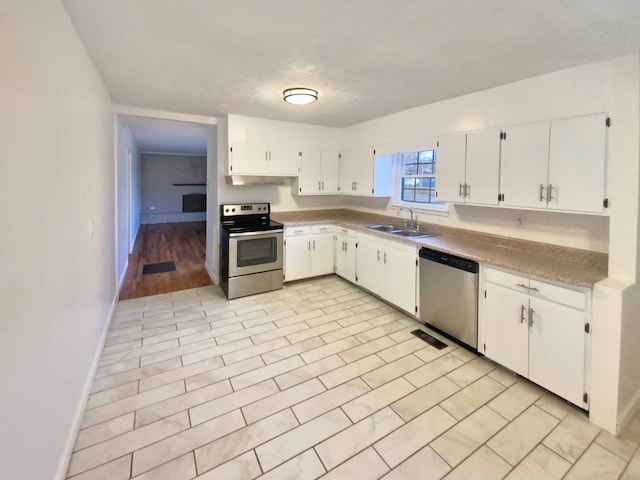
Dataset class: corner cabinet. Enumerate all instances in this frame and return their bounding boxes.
[356,232,417,314]
[284,225,334,282]
[339,148,392,197]
[480,266,590,409]
[294,150,340,195]
[435,128,502,205]
[500,113,608,214]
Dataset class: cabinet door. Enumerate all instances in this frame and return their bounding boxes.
[320,151,340,194]
[311,233,334,277]
[229,143,267,174]
[484,283,529,377]
[528,297,586,407]
[465,128,501,205]
[356,236,384,295]
[548,113,607,213]
[500,122,550,209]
[284,235,311,282]
[383,244,417,314]
[435,133,467,203]
[335,232,358,283]
[298,150,322,194]
[269,147,301,176]
[339,149,359,194]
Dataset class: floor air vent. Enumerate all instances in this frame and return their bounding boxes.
[142,261,177,275]
[411,329,448,350]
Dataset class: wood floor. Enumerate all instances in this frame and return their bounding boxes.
[119,221,213,300]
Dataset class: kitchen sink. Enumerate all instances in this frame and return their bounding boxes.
[367,224,437,238]
[367,224,400,232]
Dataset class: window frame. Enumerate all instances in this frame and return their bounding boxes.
[390,141,449,214]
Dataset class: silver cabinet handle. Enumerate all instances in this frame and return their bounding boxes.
[318,181,321,191]
[321,181,325,191]
[308,241,311,251]
[313,240,316,250]
[465,183,470,198]
[539,184,546,202]
[516,283,529,289]
[384,252,388,264]
[528,308,535,327]
[520,305,526,323]
[548,184,555,202]
[354,181,357,191]
[376,250,381,261]
[459,183,464,197]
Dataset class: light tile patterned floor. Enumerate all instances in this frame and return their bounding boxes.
[66,276,640,479]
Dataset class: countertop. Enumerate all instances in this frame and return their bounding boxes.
[271,209,608,288]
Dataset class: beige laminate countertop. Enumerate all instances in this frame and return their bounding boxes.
[272,209,608,288]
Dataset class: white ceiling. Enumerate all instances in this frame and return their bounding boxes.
[123,115,209,155]
[62,0,640,135]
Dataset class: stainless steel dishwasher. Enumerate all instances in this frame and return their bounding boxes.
[419,247,479,349]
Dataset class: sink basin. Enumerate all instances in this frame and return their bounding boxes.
[367,224,437,238]
[367,224,401,232]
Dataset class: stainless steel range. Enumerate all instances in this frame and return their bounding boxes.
[219,203,284,299]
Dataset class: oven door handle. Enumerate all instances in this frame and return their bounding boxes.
[229,229,284,237]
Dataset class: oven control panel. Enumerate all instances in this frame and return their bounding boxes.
[221,203,270,217]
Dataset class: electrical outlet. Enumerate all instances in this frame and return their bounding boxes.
[515,215,525,228]
[89,219,95,237]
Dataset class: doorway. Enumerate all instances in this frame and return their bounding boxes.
[115,113,217,299]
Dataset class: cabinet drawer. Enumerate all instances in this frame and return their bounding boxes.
[336,227,356,237]
[530,279,587,311]
[286,226,311,237]
[312,224,333,234]
[485,267,529,291]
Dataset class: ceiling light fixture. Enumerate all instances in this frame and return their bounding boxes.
[283,87,318,105]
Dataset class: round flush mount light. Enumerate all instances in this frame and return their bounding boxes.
[283,87,318,105]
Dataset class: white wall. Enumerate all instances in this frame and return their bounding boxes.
[116,116,140,288]
[341,61,612,253]
[591,55,640,433]
[0,2,116,479]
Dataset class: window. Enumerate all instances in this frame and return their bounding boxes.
[396,149,446,210]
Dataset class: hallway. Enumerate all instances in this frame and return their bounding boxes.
[119,222,212,300]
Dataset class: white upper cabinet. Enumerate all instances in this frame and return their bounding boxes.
[500,122,550,209]
[296,150,340,195]
[465,128,502,205]
[547,113,607,213]
[229,143,301,176]
[434,133,466,202]
[435,128,501,205]
[227,114,341,178]
[500,113,608,214]
[339,148,391,197]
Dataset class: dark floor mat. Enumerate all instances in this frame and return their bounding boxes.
[142,261,176,275]
[411,329,448,350]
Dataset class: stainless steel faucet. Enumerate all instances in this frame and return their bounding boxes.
[398,206,416,228]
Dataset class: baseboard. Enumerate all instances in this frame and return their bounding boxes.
[205,261,219,284]
[618,386,640,434]
[55,293,118,480]
[118,257,129,293]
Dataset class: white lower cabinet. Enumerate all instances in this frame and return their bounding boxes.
[481,266,590,409]
[334,227,357,283]
[356,233,417,314]
[284,225,334,282]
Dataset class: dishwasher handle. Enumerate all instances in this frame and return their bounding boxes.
[419,247,479,274]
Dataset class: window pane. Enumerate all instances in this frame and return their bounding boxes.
[403,178,416,188]
[403,163,418,175]
[415,189,432,203]
[402,188,415,202]
[417,177,434,188]
[403,152,418,163]
[418,150,434,162]
[418,163,434,175]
